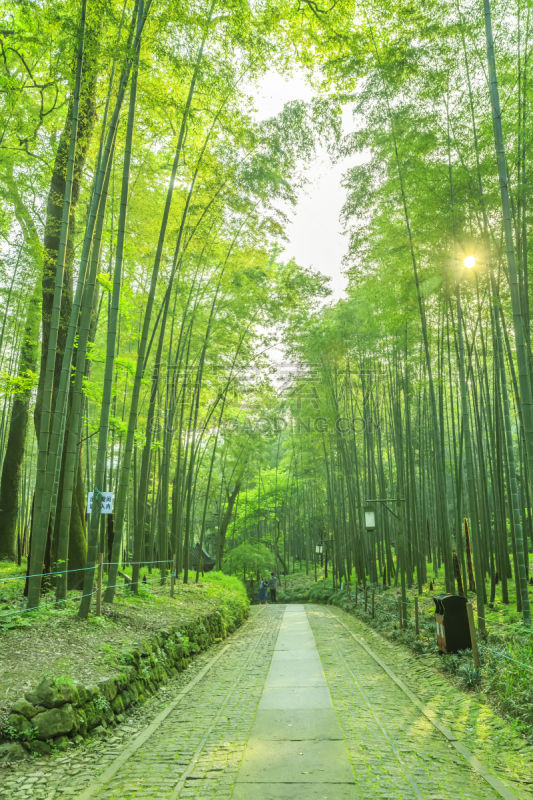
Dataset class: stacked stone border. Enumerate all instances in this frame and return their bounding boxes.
[0,604,248,762]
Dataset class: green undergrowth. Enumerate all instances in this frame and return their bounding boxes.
[0,559,247,632]
[278,573,533,741]
[0,561,249,729]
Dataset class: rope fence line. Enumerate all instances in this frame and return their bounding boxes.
[348,585,404,622]
[1,566,93,583]
[374,607,399,620]
[479,643,533,673]
[102,560,171,567]
[0,588,98,619]
[476,613,533,637]
[0,560,180,622]
[0,575,172,620]
[348,584,533,640]
[0,559,174,584]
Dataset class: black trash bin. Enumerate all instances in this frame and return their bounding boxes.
[433,594,471,654]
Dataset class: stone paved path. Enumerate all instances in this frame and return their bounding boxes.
[78,604,284,800]
[308,606,508,800]
[313,604,533,800]
[232,604,355,799]
[2,603,533,800]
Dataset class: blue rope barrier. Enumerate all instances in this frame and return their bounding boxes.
[481,644,533,673]
[0,573,171,621]
[0,589,98,619]
[477,614,533,637]
[0,559,174,583]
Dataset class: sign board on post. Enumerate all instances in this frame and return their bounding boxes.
[87,492,114,514]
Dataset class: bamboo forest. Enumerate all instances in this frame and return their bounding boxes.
[1,0,533,794]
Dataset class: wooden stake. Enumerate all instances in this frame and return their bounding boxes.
[466,602,480,667]
[96,553,103,617]
[371,589,375,619]
[415,596,419,635]
[398,595,403,629]
[171,555,177,597]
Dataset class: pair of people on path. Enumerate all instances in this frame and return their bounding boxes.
[258,572,277,604]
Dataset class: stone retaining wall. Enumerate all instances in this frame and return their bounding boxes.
[0,605,248,762]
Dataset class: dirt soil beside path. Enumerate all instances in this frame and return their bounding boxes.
[0,571,245,730]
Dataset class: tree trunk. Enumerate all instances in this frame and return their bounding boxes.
[26,1,90,609]
[0,281,40,559]
[217,482,241,570]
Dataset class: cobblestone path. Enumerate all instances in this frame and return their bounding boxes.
[1,603,532,800]
[308,605,517,800]
[81,604,284,800]
[309,604,533,800]
[232,604,356,799]
[0,606,284,800]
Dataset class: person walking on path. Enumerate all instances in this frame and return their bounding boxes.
[257,577,268,605]
[268,572,277,603]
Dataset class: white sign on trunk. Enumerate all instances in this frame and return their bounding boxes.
[87,492,114,515]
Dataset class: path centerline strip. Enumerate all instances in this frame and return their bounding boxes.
[231,604,358,800]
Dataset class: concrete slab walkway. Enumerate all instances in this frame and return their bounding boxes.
[232,604,357,800]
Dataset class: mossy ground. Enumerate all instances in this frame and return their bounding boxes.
[0,559,248,729]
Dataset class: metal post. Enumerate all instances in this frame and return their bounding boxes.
[96,553,103,616]
[365,497,408,626]
[466,602,480,667]
[415,596,419,635]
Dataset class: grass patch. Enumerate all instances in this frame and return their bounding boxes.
[0,559,248,730]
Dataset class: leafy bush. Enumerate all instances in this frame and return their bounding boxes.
[456,663,483,689]
[484,641,533,731]
[222,544,275,582]
[202,571,249,631]
[439,653,461,676]
[94,694,110,711]
[204,570,248,598]
[2,723,37,742]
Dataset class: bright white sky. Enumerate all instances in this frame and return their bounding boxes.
[250,71,354,301]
